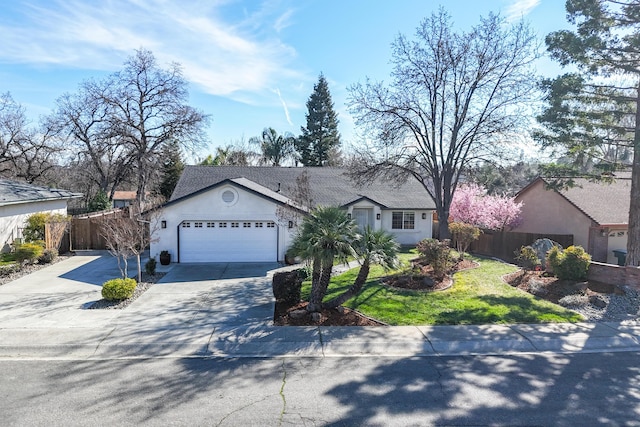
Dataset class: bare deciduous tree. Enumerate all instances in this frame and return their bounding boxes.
[99,206,160,281]
[0,93,62,183]
[52,49,209,208]
[347,10,538,239]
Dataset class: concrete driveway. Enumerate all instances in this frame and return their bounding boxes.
[0,252,279,336]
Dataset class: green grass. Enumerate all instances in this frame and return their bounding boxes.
[302,252,583,325]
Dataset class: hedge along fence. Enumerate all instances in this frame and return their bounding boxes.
[468,230,574,263]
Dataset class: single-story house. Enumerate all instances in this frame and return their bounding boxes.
[112,190,137,208]
[513,173,631,264]
[151,166,436,263]
[0,179,82,252]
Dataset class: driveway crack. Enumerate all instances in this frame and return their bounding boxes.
[279,359,287,426]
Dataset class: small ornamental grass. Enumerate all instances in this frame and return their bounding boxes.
[102,278,137,301]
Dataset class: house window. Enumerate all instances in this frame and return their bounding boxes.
[207,222,215,228]
[219,222,227,228]
[243,222,251,228]
[392,212,415,230]
[255,222,263,228]
[182,222,191,228]
[194,222,203,228]
[231,222,239,228]
[267,222,275,228]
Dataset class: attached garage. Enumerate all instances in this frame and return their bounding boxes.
[178,220,278,262]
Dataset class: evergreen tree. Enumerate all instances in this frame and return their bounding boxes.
[158,140,184,200]
[295,74,341,166]
[538,0,640,265]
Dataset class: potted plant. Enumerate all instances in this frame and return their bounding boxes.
[159,250,171,265]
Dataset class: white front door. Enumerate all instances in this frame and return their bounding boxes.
[179,220,277,262]
[352,208,373,231]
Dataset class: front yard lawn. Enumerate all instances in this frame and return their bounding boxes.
[301,253,583,325]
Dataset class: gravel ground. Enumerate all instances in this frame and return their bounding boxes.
[567,286,640,323]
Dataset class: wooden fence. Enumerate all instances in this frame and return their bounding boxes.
[69,209,127,250]
[468,230,574,263]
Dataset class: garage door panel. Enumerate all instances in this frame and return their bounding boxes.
[179,221,277,262]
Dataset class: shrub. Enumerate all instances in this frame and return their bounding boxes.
[548,245,591,281]
[102,278,137,301]
[23,213,48,242]
[38,248,58,264]
[14,243,44,264]
[145,258,157,275]
[515,246,541,270]
[416,238,454,279]
[449,222,481,259]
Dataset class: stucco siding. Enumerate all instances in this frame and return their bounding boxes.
[514,180,593,250]
[152,183,435,262]
[381,209,433,245]
[0,200,68,252]
[151,184,294,262]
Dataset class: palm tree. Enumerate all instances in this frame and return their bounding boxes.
[288,206,359,312]
[250,127,296,166]
[323,227,399,309]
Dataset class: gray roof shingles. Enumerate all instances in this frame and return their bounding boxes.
[532,173,631,225]
[170,166,435,210]
[0,179,81,206]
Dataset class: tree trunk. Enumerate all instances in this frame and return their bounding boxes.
[322,260,370,309]
[438,212,450,241]
[626,83,640,266]
[307,262,333,312]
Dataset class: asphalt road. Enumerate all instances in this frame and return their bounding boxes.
[2,352,639,426]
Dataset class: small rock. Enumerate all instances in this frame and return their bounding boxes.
[336,306,347,314]
[289,309,308,319]
[589,295,608,309]
[311,312,322,323]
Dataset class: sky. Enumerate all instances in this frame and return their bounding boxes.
[0,0,571,160]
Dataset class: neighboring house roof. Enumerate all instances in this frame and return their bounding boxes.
[517,173,631,226]
[169,166,436,210]
[112,190,137,200]
[0,179,82,207]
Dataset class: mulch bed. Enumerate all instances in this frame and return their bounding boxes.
[274,301,385,326]
[382,258,478,291]
[503,269,622,304]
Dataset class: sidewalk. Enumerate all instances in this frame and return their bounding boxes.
[1,319,640,360]
[0,254,639,360]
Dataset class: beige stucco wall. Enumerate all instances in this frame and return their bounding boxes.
[514,180,593,251]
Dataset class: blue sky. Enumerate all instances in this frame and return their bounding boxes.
[0,0,569,159]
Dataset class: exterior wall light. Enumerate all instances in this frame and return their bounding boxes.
[161,220,167,229]
[376,213,381,220]
[347,213,351,219]
[288,221,294,229]
[422,213,427,220]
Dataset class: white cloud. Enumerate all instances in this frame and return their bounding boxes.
[504,0,541,22]
[0,0,302,101]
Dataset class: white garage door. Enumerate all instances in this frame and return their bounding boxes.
[179,220,278,262]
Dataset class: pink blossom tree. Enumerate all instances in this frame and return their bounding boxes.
[449,184,523,231]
